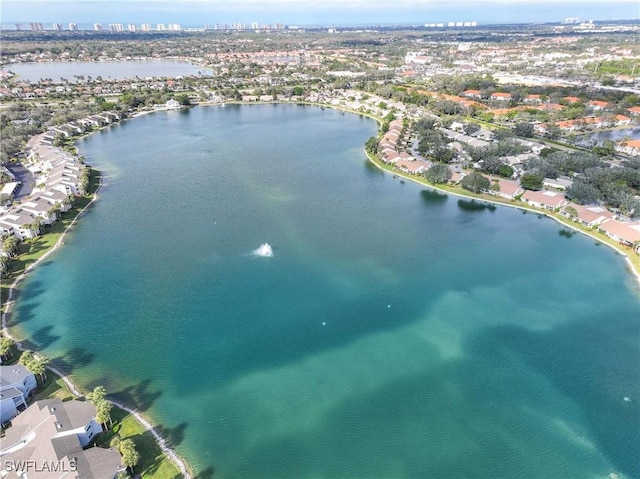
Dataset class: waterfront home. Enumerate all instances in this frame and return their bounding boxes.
[19,197,59,225]
[0,364,37,424]
[492,179,523,199]
[598,219,640,247]
[521,190,568,210]
[0,211,41,240]
[562,204,614,228]
[0,399,124,479]
[396,159,429,175]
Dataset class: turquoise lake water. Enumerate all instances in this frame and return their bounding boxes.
[10,104,640,478]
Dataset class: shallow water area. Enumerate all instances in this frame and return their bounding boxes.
[11,104,640,479]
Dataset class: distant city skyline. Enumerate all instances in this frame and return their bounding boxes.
[2,0,638,27]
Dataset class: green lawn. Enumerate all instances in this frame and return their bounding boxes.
[96,407,184,479]
[1,169,100,307]
[31,374,76,402]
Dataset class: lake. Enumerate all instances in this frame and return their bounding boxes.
[10,104,640,479]
[2,60,211,83]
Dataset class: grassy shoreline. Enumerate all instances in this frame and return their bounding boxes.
[364,150,640,284]
[1,100,637,479]
[0,168,191,479]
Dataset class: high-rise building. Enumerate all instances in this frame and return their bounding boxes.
[14,23,23,31]
[168,23,181,31]
[141,24,151,31]
[68,23,78,31]
[156,23,166,31]
[109,23,124,32]
[30,22,44,31]
[94,23,103,31]
[128,24,137,32]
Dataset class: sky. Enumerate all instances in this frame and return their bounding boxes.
[2,0,639,27]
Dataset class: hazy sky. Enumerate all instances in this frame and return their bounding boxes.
[2,0,638,26]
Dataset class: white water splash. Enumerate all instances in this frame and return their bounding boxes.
[253,243,274,257]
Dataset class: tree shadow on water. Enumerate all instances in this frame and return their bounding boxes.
[29,325,61,349]
[194,466,216,479]
[51,347,96,376]
[154,422,188,448]
[111,378,162,412]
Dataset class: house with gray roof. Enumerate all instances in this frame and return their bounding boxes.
[0,399,124,479]
[0,364,37,424]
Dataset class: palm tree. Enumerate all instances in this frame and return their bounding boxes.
[119,438,140,473]
[96,400,113,428]
[87,385,107,403]
[29,356,49,384]
[0,336,15,361]
[19,350,34,366]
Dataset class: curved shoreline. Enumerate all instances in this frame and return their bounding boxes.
[364,150,640,286]
[1,101,637,479]
[0,171,194,478]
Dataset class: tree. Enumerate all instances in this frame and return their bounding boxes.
[19,350,34,366]
[431,146,455,164]
[0,336,15,361]
[424,163,452,184]
[498,164,514,178]
[96,400,113,428]
[119,438,140,473]
[29,356,49,383]
[513,122,534,138]
[463,122,480,136]
[520,173,544,191]
[175,94,191,106]
[365,136,379,155]
[564,206,578,218]
[460,171,490,193]
[88,385,107,404]
[566,180,600,205]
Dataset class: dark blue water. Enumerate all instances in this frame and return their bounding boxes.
[11,104,640,479]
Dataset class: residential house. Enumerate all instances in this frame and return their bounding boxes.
[543,177,573,190]
[0,211,41,241]
[524,94,542,104]
[0,364,37,424]
[598,219,640,246]
[589,100,610,111]
[492,179,523,199]
[618,139,640,156]
[562,204,614,227]
[521,190,568,210]
[491,92,512,102]
[626,106,640,116]
[0,399,124,479]
[462,89,482,99]
[396,159,429,175]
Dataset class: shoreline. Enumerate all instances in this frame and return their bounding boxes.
[0,165,194,478]
[1,100,637,478]
[364,150,640,286]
